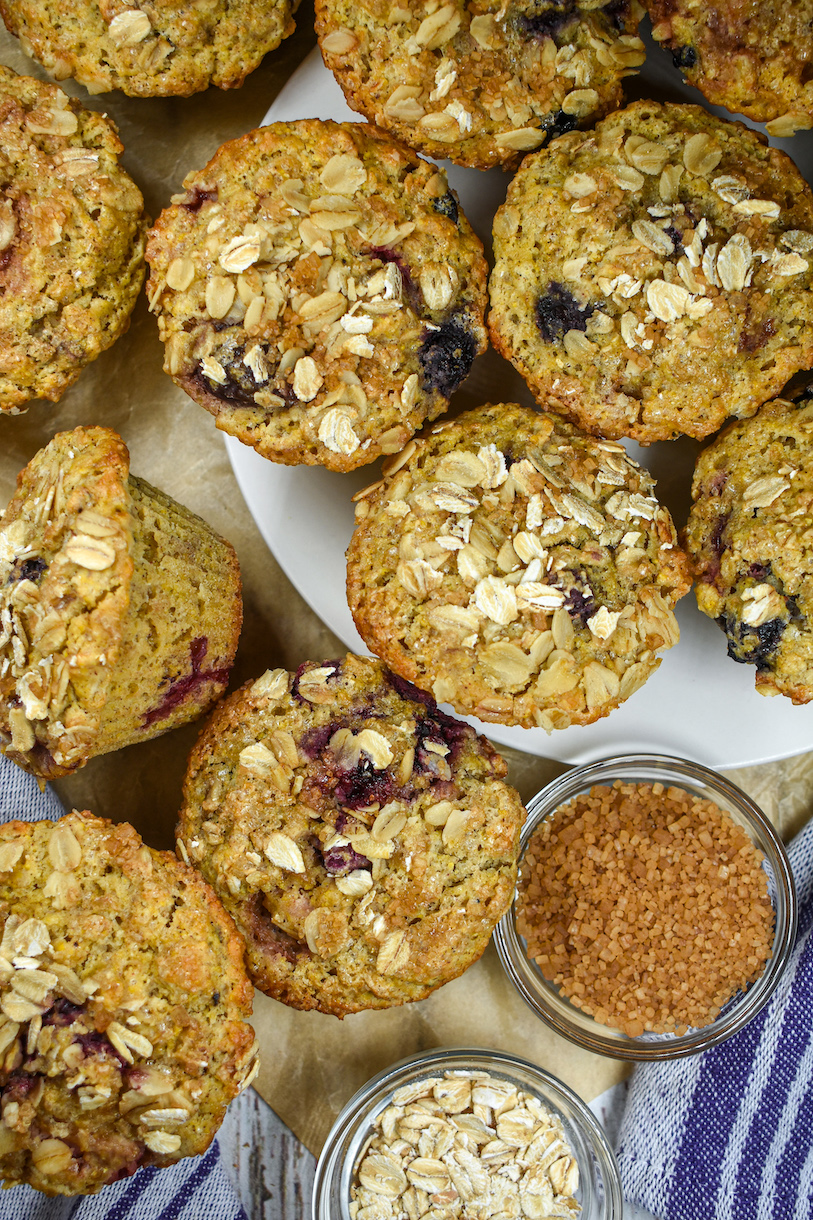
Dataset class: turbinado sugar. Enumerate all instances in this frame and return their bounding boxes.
[516,780,775,1037]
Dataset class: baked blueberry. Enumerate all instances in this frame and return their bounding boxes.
[686,393,813,701]
[147,120,488,472]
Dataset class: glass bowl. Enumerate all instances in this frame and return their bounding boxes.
[311,1046,623,1220]
[494,753,797,1061]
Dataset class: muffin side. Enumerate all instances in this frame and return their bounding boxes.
[0,428,242,779]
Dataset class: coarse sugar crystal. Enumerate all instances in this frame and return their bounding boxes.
[515,780,775,1037]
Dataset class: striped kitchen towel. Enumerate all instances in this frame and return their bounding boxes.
[616,813,813,1220]
[0,753,248,1220]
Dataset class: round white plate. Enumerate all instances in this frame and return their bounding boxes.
[225,40,813,771]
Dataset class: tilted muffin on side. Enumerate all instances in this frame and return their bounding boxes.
[0,427,242,779]
[0,0,295,97]
[646,0,813,137]
[146,119,488,472]
[488,100,813,444]
[177,655,526,1016]
[0,811,258,1196]
[685,391,813,702]
[0,66,147,413]
[347,403,691,730]
[316,0,645,170]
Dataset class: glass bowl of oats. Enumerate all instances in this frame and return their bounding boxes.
[311,1046,623,1219]
[494,754,797,1061]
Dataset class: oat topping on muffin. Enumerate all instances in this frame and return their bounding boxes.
[316,0,645,169]
[146,120,488,472]
[646,0,813,136]
[0,66,146,413]
[488,100,813,444]
[0,0,295,97]
[0,811,257,1196]
[347,403,691,730]
[177,654,525,1016]
[685,390,813,702]
[0,427,242,779]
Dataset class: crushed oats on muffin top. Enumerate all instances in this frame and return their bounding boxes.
[316,0,645,169]
[146,119,488,472]
[0,811,257,1196]
[0,0,295,96]
[177,654,525,1016]
[0,66,146,413]
[685,389,813,703]
[347,402,691,730]
[488,100,813,444]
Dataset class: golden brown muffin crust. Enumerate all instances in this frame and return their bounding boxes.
[146,119,488,472]
[347,403,691,730]
[0,66,146,413]
[0,427,242,779]
[488,100,813,444]
[178,655,526,1016]
[0,811,257,1196]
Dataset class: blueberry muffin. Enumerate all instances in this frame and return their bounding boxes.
[0,427,242,780]
[647,0,813,137]
[0,66,146,413]
[0,810,257,1196]
[488,100,813,444]
[177,654,526,1016]
[316,0,645,170]
[685,391,813,702]
[0,0,295,97]
[146,120,488,472]
[347,403,691,730]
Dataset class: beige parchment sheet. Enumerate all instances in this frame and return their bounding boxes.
[2,10,813,1158]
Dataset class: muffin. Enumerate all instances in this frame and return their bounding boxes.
[647,0,813,137]
[0,427,242,780]
[146,119,488,472]
[0,810,257,1196]
[347,403,691,730]
[0,66,147,413]
[177,654,526,1016]
[488,100,813,444]
[685,391,813,702]
[316,0,645,170]
[0,0,295,97]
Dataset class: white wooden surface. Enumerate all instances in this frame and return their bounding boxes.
[219,1087,315,1219]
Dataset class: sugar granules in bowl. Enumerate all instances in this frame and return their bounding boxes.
[516,780,775,1037]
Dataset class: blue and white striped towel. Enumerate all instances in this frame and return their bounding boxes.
[0,754,248,1220]
[617,813,813,1220]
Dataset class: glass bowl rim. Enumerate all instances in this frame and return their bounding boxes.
[494,752,798,1062]
[311,1044,624,1220]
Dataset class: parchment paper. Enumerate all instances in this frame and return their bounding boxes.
[1,11,813,1159]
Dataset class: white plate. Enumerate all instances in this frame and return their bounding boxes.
[226,40,813,771]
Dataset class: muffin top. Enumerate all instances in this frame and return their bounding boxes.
[316,0,645,169]
[488,100,813,444]
[685,391,813,703]
[177,654,526,1016]
[647,0,813,136]
[347,403,691,730]
[0,811,256,1195]
[146,119,488,472]
[0,66,146,412]
[0,0,295,96]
